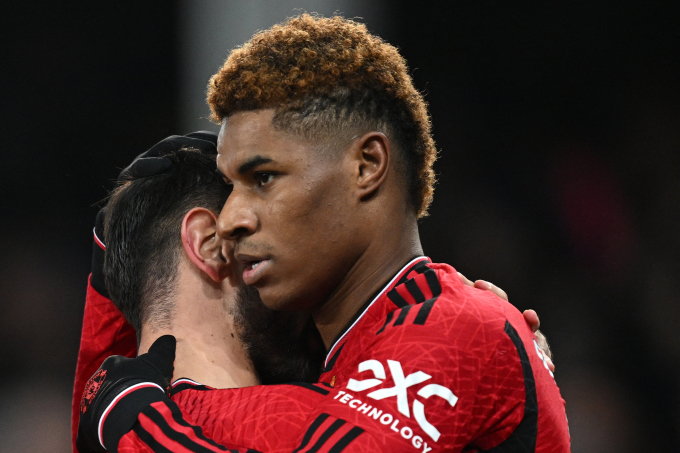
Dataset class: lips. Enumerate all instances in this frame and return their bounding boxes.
[238,254,271,285]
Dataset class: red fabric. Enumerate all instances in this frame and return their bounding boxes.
[71,275,137,452]
[171,382,327,453]
[113,258,569,452]
[315,258,570,452]
[117,429,154,453]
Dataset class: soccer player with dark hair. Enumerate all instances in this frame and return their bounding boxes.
[76,14,568,452]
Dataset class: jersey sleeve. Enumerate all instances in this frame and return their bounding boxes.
[116,399,250,453]
[99,324,523,453]
[71,228,137,452]
[109,393,371,453]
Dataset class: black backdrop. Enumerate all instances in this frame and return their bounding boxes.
[2,2,679,451]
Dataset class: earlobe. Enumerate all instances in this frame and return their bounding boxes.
[181,208,230,282]
[353,132,390,199]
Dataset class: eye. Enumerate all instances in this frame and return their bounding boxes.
[255,172,275,187]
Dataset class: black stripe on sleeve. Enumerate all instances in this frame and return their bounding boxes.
[133,423,174,453]
[411,260,431,275]
[393,304,413,327]
[245,450,262,452]
[422,269,442,298]
[387,288,408,308]
[395,259,431,287]
[143,403,224,453]
[287,382,331,396]
[305,419,345,453]
[323,343,345,373]
[486,321,538,452]
[166,402,228,450]
[405,279,426,303]
[413,298,437,325]
[327,426,364,453]
[376,311,395,335]
[293,414,330,453]
[103,385,167,452]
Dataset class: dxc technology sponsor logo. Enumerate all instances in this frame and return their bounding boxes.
[345,359,457,445]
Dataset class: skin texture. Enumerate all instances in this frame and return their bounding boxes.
[216,109,423,348]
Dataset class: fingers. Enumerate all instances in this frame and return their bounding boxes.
[457,272,474,287]
[147,335,176,361]
[120,156,173,180]
[142,335,176,382]
[545,355,555,373]
[534,329,555,372]
[185,131,218,145]
[458,272,509,301]
[525,316,555,372]
[474,280,508,301]
[118,132,219,182]
[523,309,540,332]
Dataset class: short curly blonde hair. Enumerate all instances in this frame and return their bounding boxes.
[208,14,437,217]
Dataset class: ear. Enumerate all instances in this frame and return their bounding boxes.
[181,207,230,282]
[350,132,391,200]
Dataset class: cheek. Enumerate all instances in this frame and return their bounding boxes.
[270,174,349,245]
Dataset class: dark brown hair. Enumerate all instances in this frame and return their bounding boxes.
[103,148,229,336]
[207,14,437,217]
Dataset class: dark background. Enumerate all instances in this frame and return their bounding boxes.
[1,1,678,451]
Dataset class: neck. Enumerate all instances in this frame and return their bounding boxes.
[313,211,422,349]
[138,265,259,389]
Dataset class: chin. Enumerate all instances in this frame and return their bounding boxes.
[257,286,308,312]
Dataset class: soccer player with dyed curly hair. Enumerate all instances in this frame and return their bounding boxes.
[77,14,570,452]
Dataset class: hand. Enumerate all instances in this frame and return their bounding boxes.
[458,272,555,372]
[118,131,218,181]
[76,335,176,452]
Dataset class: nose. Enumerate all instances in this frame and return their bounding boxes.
[216,190,258,240]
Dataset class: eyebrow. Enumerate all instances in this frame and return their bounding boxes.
[237,155,273,175]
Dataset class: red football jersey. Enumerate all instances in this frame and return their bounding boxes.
[312,257,570,452]
[104,257,570,452]
[171,379,328,452]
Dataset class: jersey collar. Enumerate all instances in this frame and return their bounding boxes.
[324,256,430,367]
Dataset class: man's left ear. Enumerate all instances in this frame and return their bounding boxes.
[181,207,230,282]
[351,132,391,200]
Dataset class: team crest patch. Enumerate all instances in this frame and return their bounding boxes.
[80,369,107,414]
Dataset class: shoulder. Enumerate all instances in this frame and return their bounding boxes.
[382,261,521,349]
[351,261,529,385]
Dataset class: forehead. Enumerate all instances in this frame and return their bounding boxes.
[216,109,319,174]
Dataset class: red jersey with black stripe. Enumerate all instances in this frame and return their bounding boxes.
[74,242,569,453]
[76,253,570,452]
[311,256,570,452]
[170,379,329,452]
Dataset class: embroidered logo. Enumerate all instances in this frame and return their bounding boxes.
[80,369,107,414]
